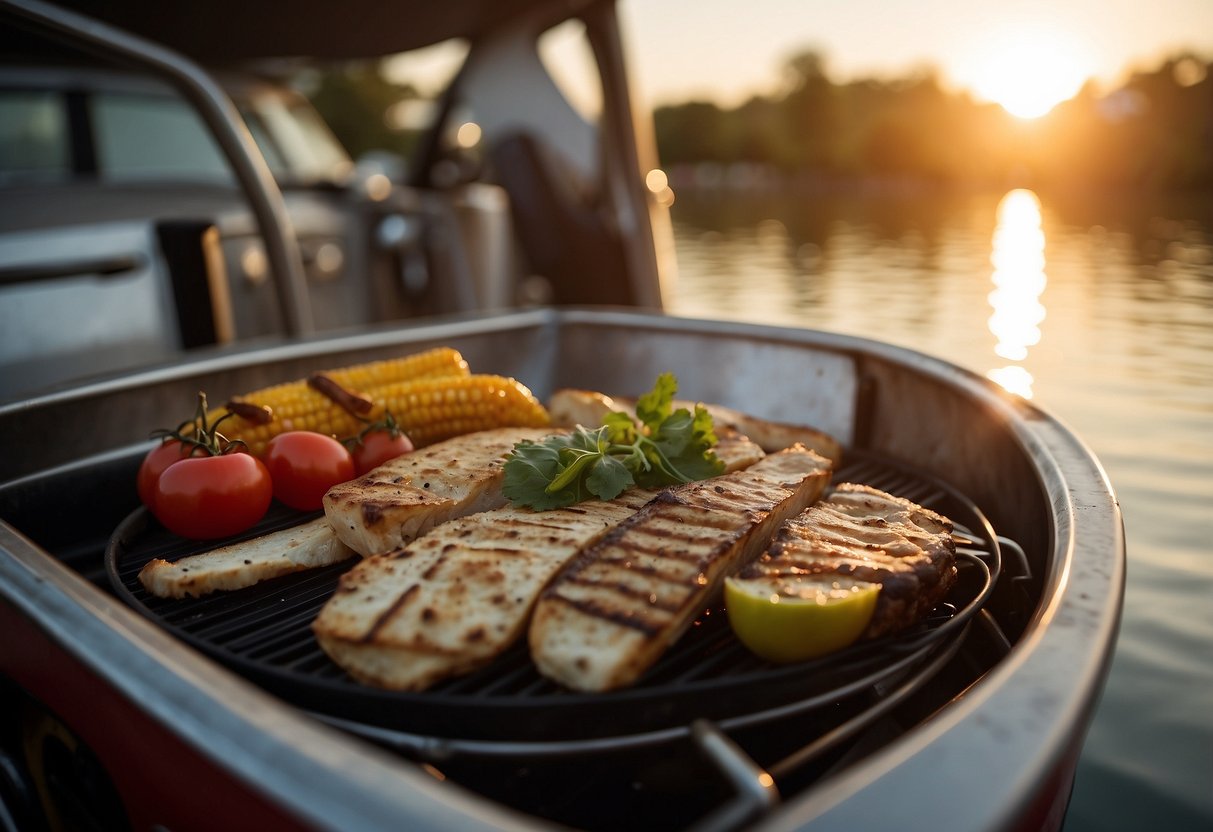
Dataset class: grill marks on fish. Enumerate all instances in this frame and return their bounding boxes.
[538,482,782,635]
[312,434,765,691]
[528,446,833,692]
[362,583,420,643]
[741,483,958,638]
[313,493,657,689]
[323,427,557,557]
[547,511,748,635]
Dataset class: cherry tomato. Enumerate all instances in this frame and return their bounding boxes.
[263,431,355,511]
[151,453,273,540]
[350,428,414,475]
[137,439,203,509]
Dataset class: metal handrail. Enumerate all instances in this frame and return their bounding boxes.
[0,0,314,336]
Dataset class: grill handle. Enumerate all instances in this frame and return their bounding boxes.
[686,720,780,832]
[687,629,971,832]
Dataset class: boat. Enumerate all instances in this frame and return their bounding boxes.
[0,2,1123,830]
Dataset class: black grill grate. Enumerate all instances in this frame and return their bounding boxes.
[106,449,1006,748]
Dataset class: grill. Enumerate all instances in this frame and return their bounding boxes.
[1,309,1122,832]
[105,444,1028,829]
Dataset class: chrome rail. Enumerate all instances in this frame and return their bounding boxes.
[0,0,313,337]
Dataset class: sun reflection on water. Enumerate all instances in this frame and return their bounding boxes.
[987,189,1047,398]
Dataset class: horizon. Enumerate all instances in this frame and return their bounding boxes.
[620,0,1213,117]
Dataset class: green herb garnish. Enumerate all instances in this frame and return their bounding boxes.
[502,373,724,510]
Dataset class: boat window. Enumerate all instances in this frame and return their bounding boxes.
[247,94,353,185]
[235,106,291,180]
[91,92,233,184]
[293,39,470,178]
[282,97,354,180]
[382,38,469,103]
[0,90,70,184]
[538,19,602,122]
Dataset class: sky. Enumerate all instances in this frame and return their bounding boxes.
[383,0,1213,121]
[618,0,1213,112]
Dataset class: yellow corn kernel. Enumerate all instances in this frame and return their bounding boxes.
[212,387,368,456]
[224,347,468,412]
[372,375,551,448]
[324,346,469,390]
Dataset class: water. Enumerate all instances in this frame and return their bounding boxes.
[663,185,1213,831]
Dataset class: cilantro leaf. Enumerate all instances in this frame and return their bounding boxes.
[502,373,725,510]
[586,453,634,500]
[634,372,677,432]
[637,403,725,487]
[501,437,571,510]
[603,410,637,444]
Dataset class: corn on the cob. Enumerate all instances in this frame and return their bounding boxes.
[221,347,468,417]
[214,373,550,456]
[208,347,469,451]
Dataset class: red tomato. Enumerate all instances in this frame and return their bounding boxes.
[151,453,272,540]
[350,428,414,475]
[137,439,202,509]
[263,431,355,511]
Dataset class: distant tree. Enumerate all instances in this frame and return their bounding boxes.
[1126,54,1213,187]
[778,49,840,171]
[653,100,732,164]
[731,95,791,164]
[294,48,1213,192]
[652,49,1213,192]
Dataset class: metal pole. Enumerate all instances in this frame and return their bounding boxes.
[1,0,314,337]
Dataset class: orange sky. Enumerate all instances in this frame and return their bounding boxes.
[620,0,1213,114]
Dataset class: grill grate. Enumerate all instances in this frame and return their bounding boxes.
[106,449,1006,747]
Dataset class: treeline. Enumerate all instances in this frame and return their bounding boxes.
[653,51,1213,191]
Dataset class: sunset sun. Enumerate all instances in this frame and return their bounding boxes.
[969,29,1091,119]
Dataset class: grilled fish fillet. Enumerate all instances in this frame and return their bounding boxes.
[548,388,841,462]
[139,517,355,599]
[738,483,957,638]
[312,433,766,690]
[323,427,557,557]
[528,445,833,692]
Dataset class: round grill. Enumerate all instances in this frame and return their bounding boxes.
[106,449,1003,750]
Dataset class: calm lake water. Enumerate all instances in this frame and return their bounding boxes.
[663,185,1213,831]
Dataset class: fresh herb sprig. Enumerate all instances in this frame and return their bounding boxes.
[503,373,724,510]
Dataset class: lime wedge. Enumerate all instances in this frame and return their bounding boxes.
[724,575,880,663]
